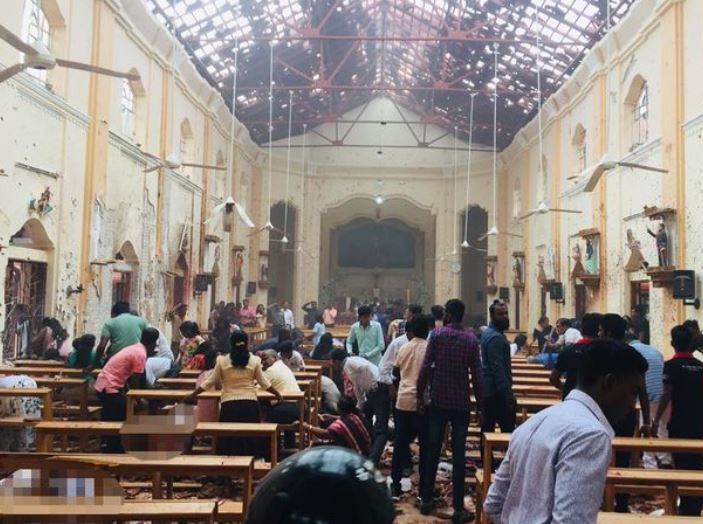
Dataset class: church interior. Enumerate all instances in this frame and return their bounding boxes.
[1,0,703,522]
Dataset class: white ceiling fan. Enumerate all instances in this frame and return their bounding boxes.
[205,196,255,228]
[478,44,523,244]
[579,155,668,192]
[520,200,582,220]
[0,24,140,83]
[142,37,225,174]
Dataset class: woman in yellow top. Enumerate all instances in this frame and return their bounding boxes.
[185,331,282,456]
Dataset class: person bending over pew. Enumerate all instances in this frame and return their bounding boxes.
[260,349,302,449]
[303,396,371,456]
[184,331,282,457]
[653,325,703,516]
[94,327,159,453]
[484,340,648,524]
[277,340,306,372]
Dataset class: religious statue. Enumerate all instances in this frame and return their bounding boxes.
[625,228,649,272]
[234,251,244,281]
[584,238,597,275]
[571,242,586,277]
[486,260,496,289]
[512,256,523,287]
[537,255,547,284]
[545,245,556,281]
[647,221,669,267]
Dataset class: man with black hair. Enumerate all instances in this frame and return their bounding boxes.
[301,300,320,329]
[430,305,445,330]
[417,299,483,523]
[480,301,516,438]
[485,339,648,523]
[88,301,147,372]
[94,327,159,452]
[550,312,602,399]
[397,303,422,338]
[346,305,385,365]
[653,325,703,515]
[599,312,651,513]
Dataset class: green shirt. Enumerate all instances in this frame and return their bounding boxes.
[346,320,385,366]
[100,313,147,356]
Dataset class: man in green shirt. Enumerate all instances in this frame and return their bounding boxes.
[346,305,385,366]
[86,301,146,371]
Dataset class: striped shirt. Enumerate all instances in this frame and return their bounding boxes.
[485,390,614,523]
[629,340,664,402]
[328,413,371,456]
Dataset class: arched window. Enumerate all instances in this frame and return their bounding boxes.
[120,79,136,138]
[21,0,50,83]
[632,82,649,148]
[572,124,587,176]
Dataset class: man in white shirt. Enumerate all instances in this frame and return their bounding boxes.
[331,348,386,466]
[282,300,295,329]
[145,328,174,387]
[546,318,581,350]
[277,340,305,372]
[484,339,648,524]
[260,349,301,449]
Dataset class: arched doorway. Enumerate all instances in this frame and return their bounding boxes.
[111,241,139,305]
[267,202,297,305]
[460,206,488,328]
[3,219,54,359]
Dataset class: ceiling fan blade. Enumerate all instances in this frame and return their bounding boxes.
[616,161,668,174]
[247,227,267,238]
[0,62,29,83]
[477,233,489,242]
[550,208,583,214]
[143,164,162,174]
[504,232,524,238]
[181,163,227,171]
[55,59,140,80]
[0,24,38,55]
[518,212,534,221]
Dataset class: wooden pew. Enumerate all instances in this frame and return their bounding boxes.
[11,360,65,368]
[33,420,280,466]
[1,451,253,516]
[512,384,560,398]
[33,376,91,418]
[0,366,84,377]
[0,387,53,420]
[478,433,703,520]
[598,513,702,523]
[606,468,703,515]
[156,377,198,389]
[1,500,220,523]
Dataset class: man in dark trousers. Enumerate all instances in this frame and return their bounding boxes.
[653,325,703,516]
[480,301,516,439]
[599,313,651,513]
[417,299,483,523]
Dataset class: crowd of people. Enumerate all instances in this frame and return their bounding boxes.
[1,294,702,521]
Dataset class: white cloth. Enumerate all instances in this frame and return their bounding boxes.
[485,389,614,524]
[343,356,379,409]
[378,334,408,385]
[145,357,172,387]
[283,308,295,328]
[154,329,174,361]
[563,328,582,346]
[641,399,672,468]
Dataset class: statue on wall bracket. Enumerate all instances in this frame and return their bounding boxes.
[624,228,649,272]
[647,221,669,268]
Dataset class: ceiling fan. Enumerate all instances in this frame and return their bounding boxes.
[142,151,226,174]
[520,200,582,220]
[205,196,254,228]
[578,155,668,192]
[0,24,139,83]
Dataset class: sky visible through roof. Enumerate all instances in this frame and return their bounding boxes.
[146,0,636,149]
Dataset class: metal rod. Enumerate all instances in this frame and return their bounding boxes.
[233,83,531,97]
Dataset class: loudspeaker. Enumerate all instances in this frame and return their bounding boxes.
[246,281,257,295]
[549,282,564,301]
[499,287,510,301]
[673,270,695,299]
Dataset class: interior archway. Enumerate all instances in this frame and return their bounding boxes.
[320,197,435,312]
